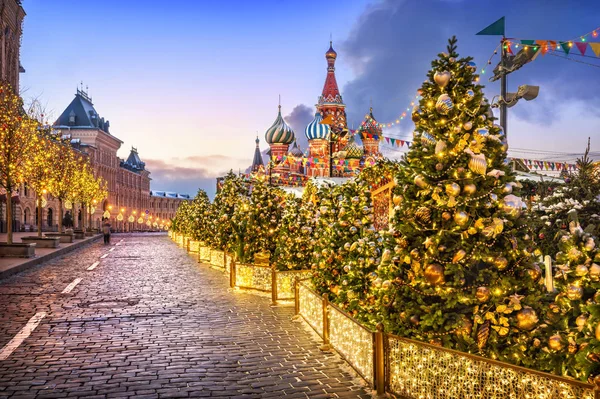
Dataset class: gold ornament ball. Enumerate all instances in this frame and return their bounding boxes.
[410,315,420,325]
[494,256,508,270]
[454,211,469,226]
[438,245,447,252]
[381,280,392,290]
[576,315,588,329]
[568,342,578,354]
[463,121,473,131]
[414,175,428,188]
[566,284,584,301]
[527,264,542,281]
[590,264,600,281]
[435,163,444,171]
[476,286,490,303]
[424,263,445,285]
[502,183,513,194]
[442,211,451,221]
[445,182,461,197]
[595,322,600,340]
[576,264,589,276]
[393,195,403,206]
[548,334,565,351]
[429,338,442,346]
[463,184,476,195]
[516,307,539,331]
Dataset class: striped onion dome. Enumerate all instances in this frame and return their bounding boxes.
[342,136,363,159]
[305,112,331,141]
[288,141,303,157]
[265,105,295,145]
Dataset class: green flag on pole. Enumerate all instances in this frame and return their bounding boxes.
[476,17,505,36]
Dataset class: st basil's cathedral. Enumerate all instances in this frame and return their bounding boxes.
[250,42,382,185]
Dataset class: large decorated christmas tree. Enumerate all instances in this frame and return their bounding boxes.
[231,177,284,263]
[189,189,213,243]
[372,37,547,366]
[534,140,600,256]
[537,210,600,381]
[311,179,380,319]
[211,171,248,252]
[274,194,316,271]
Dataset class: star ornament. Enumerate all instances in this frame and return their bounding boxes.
[423,237,435,249]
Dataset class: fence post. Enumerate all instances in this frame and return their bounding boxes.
[374,323,385,396]
[186,238,190,253]
[271,267,278,306]
[230,259,236,289]
[319,293,332,352]
[223,250,226,270]
[292,277,301,321]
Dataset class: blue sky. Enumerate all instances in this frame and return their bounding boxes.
[20,0,600,197]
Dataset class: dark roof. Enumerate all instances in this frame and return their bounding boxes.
[54,89,110,133]
[251,136,264,172]
[120,147,146,173]
[150,191,191,199]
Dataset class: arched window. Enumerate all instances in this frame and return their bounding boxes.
[47,208,53,227]
[24,208,29,224]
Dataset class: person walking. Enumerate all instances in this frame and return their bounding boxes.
[102,218,111,245]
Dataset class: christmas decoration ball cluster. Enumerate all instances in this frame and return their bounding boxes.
[170,37,600,383]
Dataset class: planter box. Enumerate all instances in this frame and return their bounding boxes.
[85,231,95,237]
[73,230,85,239]
[0,243,36,258]
[21,236,61,248]
[45,233,74,243]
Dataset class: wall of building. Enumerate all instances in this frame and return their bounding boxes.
[0,0,25,90]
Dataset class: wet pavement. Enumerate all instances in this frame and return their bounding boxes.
[0,234,370,398]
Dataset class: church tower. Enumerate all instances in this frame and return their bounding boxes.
[264,104,295,172]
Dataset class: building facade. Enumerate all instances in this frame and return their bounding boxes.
[3,88,190,233]
[258,42,381,183]
[0,0,25,90]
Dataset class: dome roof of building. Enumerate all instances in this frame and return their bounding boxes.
[305,112,331,141]
[325,41,337,60]
[265,105,295,145]
[288,141,303,157]
[343,136,363,159]
[357,107,382,140]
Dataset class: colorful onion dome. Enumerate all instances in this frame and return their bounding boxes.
[265,105,295,145]
[343,136,363,159]
[305,112,331,141]
[357,107,383,140]
[288,140,303,157]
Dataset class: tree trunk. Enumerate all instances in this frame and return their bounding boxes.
[81,203,86,230]
[37,195,43,238]
[58,198,64,233]
[88,206,92,231]
[6,191,13,245]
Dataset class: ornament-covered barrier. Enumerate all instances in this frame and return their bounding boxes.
[188,240,201,253]
[209,249,225,269]
[175,234,184,246]
[199,246,211,262]
[295,279,599,398]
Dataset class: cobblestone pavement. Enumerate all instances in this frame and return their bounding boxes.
[0,234,371,398]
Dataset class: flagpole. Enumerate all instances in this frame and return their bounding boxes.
[500,36,508,140]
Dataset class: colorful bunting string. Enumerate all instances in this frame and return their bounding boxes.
[509,157,578,172]
[360,94,421,129]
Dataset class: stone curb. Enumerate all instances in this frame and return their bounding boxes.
[0,234,103,280]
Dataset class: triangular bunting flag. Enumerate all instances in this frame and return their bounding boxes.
[521,40,535,46]
[548,40,557,51]
[560,41,571,55]
[385,137,390,144]
[590,42,600,57]
[390,138,396,146]
[476,17,505,36]
[576,41,588,56]
[537,40,548,55]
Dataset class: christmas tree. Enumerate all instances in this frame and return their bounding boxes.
[534,139,600,256]
[211,171,248,252]
[536,210,600,381]
[231,177,284,263]
[189,189,213,243]
[274,195,316,271]
[372,37,546,366]
[311,179,380,319]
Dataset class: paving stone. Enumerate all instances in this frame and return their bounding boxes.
[0,235,370,398]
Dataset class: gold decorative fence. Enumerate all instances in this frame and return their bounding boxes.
[188,240,201,253]
[175,234,184,246]
[199,246,211,262]
[294,279,599,398]
[235,263,271,292]
[276,270,312,300]
[225,254,233,274]
[210,250,225,269]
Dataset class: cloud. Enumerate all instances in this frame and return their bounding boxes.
[284,104,314,151]
[340,0,600,132]
[144,157,248,199]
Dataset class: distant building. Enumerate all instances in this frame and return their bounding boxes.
[0,0,25,90]
[256,42,382,185]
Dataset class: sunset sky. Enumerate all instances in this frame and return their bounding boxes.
[20,0,600,198]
